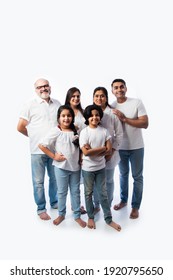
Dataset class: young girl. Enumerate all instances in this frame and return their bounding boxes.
[38,105,86,228]
[79,104,121,231]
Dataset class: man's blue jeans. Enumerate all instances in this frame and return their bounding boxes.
[119,148,144,209]
[54,167,81,219]
[31,154,58,214]
[82,168,112,224]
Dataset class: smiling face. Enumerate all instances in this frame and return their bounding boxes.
[93,90,107,109]
[111,81,127,102]
[35,79,51,101]
[88,109,101,128]
[58,109,73,130]
[69,91,81,108]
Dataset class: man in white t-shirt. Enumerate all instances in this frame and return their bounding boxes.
[17,78,61,220]
[111,79,149,219]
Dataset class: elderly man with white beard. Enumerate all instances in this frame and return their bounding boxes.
[17,78,61,220]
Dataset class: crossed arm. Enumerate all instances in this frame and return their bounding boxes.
[81,139,112,157]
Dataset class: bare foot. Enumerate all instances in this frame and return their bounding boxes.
[87,218,96,229]
[53,216,65,225]
[113,201,127,210]
[130,208,139,219]
[108,221,121,231]
[39,212,51,220]
[75,218,87,228]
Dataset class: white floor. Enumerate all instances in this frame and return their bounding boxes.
[1,147,173,261]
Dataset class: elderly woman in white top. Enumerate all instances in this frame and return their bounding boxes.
[93,87,123,212]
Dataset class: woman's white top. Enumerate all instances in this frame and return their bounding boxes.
[74,110,86,134]
[79,126,111,172]
[100,106,123,169]
[40,127,80,171]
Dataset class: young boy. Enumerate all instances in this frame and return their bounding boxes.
[79,104,121,231]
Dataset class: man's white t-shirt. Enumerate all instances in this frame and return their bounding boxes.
[112,97,147,150]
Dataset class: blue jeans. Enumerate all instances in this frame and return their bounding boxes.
[82,168,112,224]
[31,154,58,214]
[119,148,144,209]
[54,168,81,219]
[93,168,115,208]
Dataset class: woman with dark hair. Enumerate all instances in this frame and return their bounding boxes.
[65,87,86,214]
[92,87,123,212]
[65,87,86,133]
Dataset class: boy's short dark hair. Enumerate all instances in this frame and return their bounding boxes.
[111,79,126,87]
[83,104,103,125]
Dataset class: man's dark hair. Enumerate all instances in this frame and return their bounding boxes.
[111,79,126,87]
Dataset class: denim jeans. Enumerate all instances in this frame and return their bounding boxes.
[119,148,144,209]
[31,154,58,214]
[54,168,81,220]
[82,168,112,224]
[93,168,115,208]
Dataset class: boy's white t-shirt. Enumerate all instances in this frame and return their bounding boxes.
[79,125,111,172]
[112,97,147,150]
[40,127,80,171]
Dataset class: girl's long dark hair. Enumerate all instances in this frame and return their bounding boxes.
[57,105,79,147]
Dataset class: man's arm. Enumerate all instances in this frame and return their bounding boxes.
[113,109,149,129]
[17,118,28,136]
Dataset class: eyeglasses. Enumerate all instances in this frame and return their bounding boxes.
[36,84,49,90]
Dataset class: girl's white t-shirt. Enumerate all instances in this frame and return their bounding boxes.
[79,125,111,172]
[40,127,80,171]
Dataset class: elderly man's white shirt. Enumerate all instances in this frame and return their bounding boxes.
[19,95,61,153]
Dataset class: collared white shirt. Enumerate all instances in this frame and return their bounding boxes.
[19,95,61,153]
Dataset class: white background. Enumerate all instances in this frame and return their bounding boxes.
[0,0,173,273]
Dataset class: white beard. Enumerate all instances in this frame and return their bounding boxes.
[40,92,50,99]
